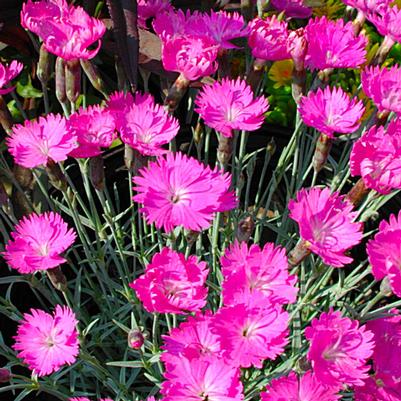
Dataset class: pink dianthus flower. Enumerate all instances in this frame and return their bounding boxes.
[355,375,401,401]
[138,0,173,29]
[221,241,297,306]
[70,398,114,401]
[161,356,244,401]
[304,17,367,70]
[342,0,391,15]
[248,16,290,61]
[153,9,191,41]
[288,187,363,267]
[13,305,79,376]
[68,105,116,158]
[211,292,288,368]
[130,247,208,314]
[261,371,340,401]
[195,77,269,138]
[271,0,312,18]
[367,211,401,298]
[305,309,375,387]
[21,0,106,60]
[362,65,401,114]
[350,118,401,194]
[368,5,401,45]
[7,113,77,168]
[299,86,365,137]
[161,34,219,81]
[3,212,76,274]
[133,152,236,232]
[0,60,23,95]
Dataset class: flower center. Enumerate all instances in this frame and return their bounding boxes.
[37,242,50,256]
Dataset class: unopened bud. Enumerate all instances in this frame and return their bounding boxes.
[80,59,107,97]
[90,156,105,191]
[380,277,393,297]
[55,57,67,105]
[287,28,307,72]
[37,45,53,84]
[128,329,144,349]
[65,59,81,104]
[313,134,332,174]
[0,368,11,383]
[193,121,204,145]
[46,160,68,192]
[236,215,254,242]
[46,266,67,292]
[217,135,233,167]
[165,74,190,113]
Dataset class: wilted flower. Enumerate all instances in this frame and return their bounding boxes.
[161,356,243,401]
[261,371,340,401]
[367,211,401,298]
[305,309,374,387]
[133,152,236,232]
[130,247,209,314]
[195,77,269,138]
[68,105,116,158]
[7,113,77,168]
[211,292,288,368]
[350,118,401,194]
[299,86,365,137]
[161,34,219,81]
[361,65,401,114]
[304,17,367,70]
[0,60,23,95]
[13,305,79,376]
[271,0,312,18]
[221,241,297,306]
[3,212,76,274]
[248,16,290,61]
[288,187,363,267]
[21,0,106,60]
[138,0,173,29]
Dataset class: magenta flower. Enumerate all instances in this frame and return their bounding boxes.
[13,305,79,376]
[221,241,298,306]
[362,65,401,114]
[248,16,290,61]
[70,398,113,401]
[355,376,401,401]
[211,292,288,368]
[0,60,23,95]
[118,92,180,156]
[153,9,191,41]
[342,0,391,14]
[261,371,340,401]
[138,0,173,29]
[299,86,365,137]
[195,77,269,138]
[161,312,223,367]
[3,212,76,274]
[305,309,374,387]
[7,113,77,168]
[271,0,312,18]
[367,211,401,298]
[368,5,401,45]
[288,187,363,267]
[304,17,367,70]
[133,152,236,232]
[350,119,401,194]
[68,105,116,158]
[21,0,106,60]
[130,247,208,314]
[161,34,219,81]
[161,356,243,401]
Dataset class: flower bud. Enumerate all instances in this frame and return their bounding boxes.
[128,329,144,349]
[287,28,307,72]
[0,368,11,383]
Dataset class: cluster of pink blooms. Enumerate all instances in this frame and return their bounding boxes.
[21,0,106,60]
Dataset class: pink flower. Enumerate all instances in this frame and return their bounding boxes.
[130,247,208,314]
[153,9,190,41]
[161,312,223,367]
[271,0,312,18]
[354,376,401,401]
[299,86,365,137]
[342,0,391,15]
[367,211,401,298]
[288,187,363,267]
[211,292,288,368]
[350,119,401,194]
[21,0,106,60]
[161,356,243,401]
[3,212,76,274]
[68,105,116,158]
[261,371,340,401]
[305,309,375,387]
[7,113,77,168]
[138,0,173,29]
[368,5,401,45]
[221,241,297,306]
[118,92,179,156]
[248,16,290,61]
[362,65,401,114]
[161,34,219,81]
[304,17,367,70]
[70,398,114,401]
[133,152,236,232]
[0,60,23,95]
[13,305,79,376]
[194,77,269,138]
